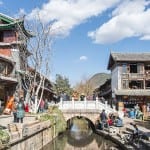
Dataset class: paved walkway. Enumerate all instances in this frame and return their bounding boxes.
[0,114,37,128]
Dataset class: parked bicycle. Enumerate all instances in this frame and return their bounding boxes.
[121,123,144,147]
[121,132,143,145]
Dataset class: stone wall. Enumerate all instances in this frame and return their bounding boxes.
[0,117,55,150]
[7,120,54,150]
[10,127,53,150]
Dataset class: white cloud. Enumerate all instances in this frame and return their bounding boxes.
[27,0,120,36]
[88,0,150,44]
[79,56,88,61]
[19,8,26,16]
[14,8,26,18]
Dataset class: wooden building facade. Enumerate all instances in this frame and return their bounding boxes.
[107,52,150,110]
[0,13,53,111]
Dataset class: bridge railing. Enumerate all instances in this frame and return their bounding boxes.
[57,98,116,114]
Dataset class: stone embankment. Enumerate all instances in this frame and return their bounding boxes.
[96,117,150,150]
[0,115,56,150]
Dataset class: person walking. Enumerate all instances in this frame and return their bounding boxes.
[100,109,108,129]
[44,99,48,112]
[39,99,45,113]
[16,97,25,123]
[134,104,139,118]
[12,99,18,123]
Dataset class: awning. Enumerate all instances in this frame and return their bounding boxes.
[114,89,150,96]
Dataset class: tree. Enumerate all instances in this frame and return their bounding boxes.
[53,74,73,98]
[16,14,54,113]
[74,75,94,98]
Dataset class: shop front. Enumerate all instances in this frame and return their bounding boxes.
[115,89,150,112]
[0,78,17,113]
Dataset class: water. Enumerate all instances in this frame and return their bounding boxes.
[42,131,120,150]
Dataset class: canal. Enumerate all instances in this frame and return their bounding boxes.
[42,117,120,150]
[42,131,120,150]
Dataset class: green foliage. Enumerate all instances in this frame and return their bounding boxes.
[0,129,10,145]
[53,74,73,96]
[39,106,67,136]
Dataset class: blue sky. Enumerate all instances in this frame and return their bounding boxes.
[0,0,150,86]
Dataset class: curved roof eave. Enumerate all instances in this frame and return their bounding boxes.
[0,18,34,37]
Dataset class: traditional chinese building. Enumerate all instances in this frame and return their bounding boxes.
[0,13,31,107]
[107,52,150,110]
[0,13,53,110]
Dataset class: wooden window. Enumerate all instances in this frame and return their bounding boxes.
[122,80,129,89]
[122,63,127,73]
[130,64,137,73]
[0,31,3,42]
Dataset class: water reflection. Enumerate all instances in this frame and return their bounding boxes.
[42,131,120,150]
[70,124,93,141]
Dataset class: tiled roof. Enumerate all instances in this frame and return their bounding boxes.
[111,52,150,62]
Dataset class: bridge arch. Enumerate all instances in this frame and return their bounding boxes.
[62,110,100,126]
[66,116,96,131]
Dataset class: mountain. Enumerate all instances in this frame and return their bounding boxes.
[89,73,111,89]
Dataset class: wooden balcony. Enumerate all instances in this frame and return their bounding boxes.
[129,73,145,79]
[121,73,145,79]
[0,73,17,85]
[145,71,150,79]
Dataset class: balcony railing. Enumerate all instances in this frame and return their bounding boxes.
[122,73,145,79]
[129,73,145,78]
[0,73,16,78]
[145,71,150,78]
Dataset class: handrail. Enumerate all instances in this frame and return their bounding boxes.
[55,99,116,114]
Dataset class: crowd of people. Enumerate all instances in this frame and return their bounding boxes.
[123,103,150,120]
[95,109,123,130]
[2,95,49,123]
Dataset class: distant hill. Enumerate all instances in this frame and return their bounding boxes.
[89,73,110,89]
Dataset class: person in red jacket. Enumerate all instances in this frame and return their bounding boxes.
[107,117,113,126]
[25,102,29,113]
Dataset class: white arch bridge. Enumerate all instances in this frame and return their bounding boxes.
[52,99,119,124]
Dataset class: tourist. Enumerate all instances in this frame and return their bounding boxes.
[134,104,140,117]
[136,109,143,120]
[100,109,108,129]
[3,95,14,115]
[44,99,49,112]
[25,102,29,113]
[130,123,139,140]
[122,107,127,117]
[39,99,45,113]
[129,108,135,119]
[12,99,18,123]
[147,104,150,116]
[16,97,25,123]
[107,116,113,126]
[80,93,85,101]
[142,103,147,119]
[114,116,123,127]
